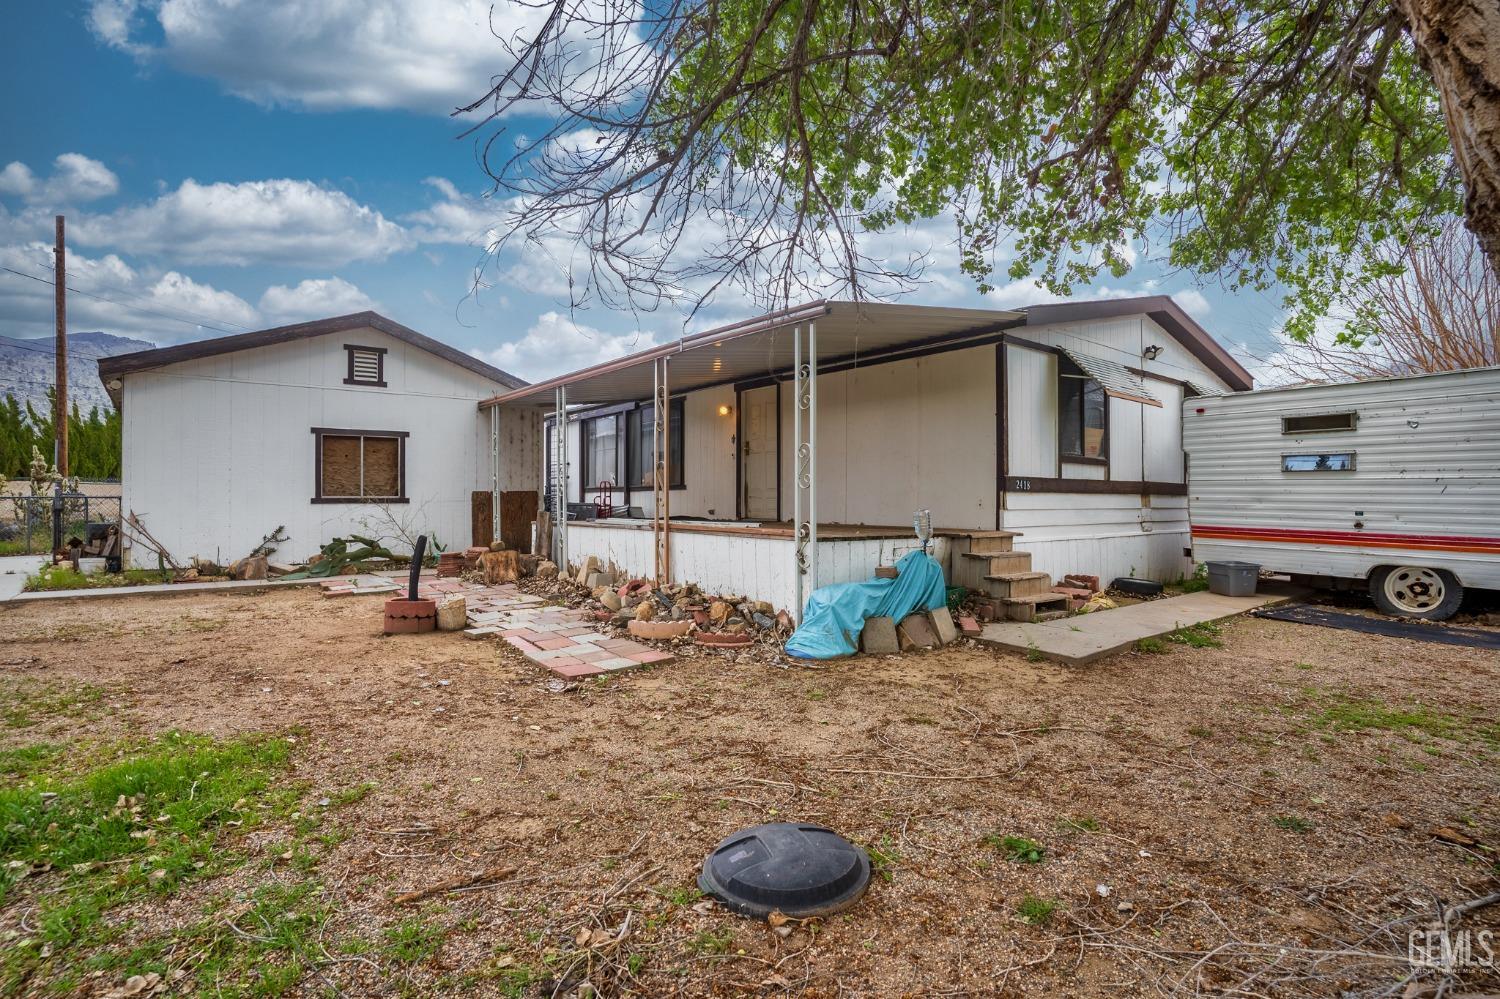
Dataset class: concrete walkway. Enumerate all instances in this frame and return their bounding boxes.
[976,584,1301,664]
[0,555,47,602]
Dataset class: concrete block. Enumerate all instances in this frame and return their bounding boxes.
[436,596,468,632]
[860,616,899,655]
[928,606,959,645]
[897,613,939,650]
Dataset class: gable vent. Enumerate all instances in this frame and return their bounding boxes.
[344,344,386,387]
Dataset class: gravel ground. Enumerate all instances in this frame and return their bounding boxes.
[2,586,1497,997]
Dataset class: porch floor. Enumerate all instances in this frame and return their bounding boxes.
[975,583,1303,665]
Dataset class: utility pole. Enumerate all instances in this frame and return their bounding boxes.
[53,214,68,477]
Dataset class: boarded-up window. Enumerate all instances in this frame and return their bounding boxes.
[313,429,407,501]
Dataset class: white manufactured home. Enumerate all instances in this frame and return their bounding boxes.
[98,312,530,566]
[1184,366,1500,620]
[480,297,1253,617]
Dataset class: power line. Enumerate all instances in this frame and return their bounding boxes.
[0,265,251,336]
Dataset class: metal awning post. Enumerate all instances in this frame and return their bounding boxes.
[807,320,818,595]
[489,405,501,547]
[793,323,816,622]
[661,355,672,585]
[652,359,662,584]
[555,385,568,572]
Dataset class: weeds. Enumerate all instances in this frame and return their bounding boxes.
[1016,896,1058,925]
[382,917,446,963]
[983,834,1045,864]
[1273,815,1315,833]
[1168,621,1223,649]
[1057,815,1101,834]
[1134,637,1169,654]
[653,885,702,907]
[686,929,734,956]
[864,835,900,882]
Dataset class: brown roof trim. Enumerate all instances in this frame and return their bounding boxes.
[97,311,526,405]
[1020,295,1253,391]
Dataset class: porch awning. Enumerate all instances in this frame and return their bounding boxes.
[1058,347,1162,407]
[479,300,1026,407]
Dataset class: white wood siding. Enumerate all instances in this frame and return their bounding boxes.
[121,326,510,564]
[1006,345,1057,477]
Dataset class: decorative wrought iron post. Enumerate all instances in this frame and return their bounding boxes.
[490,405,501,547]
[792,322,818,621]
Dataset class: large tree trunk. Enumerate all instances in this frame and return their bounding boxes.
[1398,0,1500,273]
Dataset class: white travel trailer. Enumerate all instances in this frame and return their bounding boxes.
[1183,366,1500,620]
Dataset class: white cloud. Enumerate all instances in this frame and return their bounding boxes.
[0,241,256,342]
[88,0,558,115]
[404,177,500,250]
[70,178,412,267]
[470,310,657,381]
[258,277,377,323]
[0,154,120,205]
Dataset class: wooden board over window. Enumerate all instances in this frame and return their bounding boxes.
[312,428,408,503]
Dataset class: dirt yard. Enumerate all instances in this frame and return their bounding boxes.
[1,586,1496,997]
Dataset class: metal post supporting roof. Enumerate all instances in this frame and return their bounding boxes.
[489,405,501,547]
[555,385,568,572]
[793,322,818,622]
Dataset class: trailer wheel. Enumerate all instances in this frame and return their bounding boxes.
[1368,565,1463,621]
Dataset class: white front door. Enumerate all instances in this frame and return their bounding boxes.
[741,385,778,521]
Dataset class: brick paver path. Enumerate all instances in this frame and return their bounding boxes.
[325,575,674,679]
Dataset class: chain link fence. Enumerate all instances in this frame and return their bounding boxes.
[0,493,122,556]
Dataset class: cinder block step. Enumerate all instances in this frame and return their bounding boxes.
[984,570,1053,599]
[1000,592,1071,622]
[960,550,1033,573]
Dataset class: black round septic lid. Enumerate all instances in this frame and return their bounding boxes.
[698,822,871,919]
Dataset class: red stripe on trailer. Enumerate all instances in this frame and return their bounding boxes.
[1190,524,1500,555]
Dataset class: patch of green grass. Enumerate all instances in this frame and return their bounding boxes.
[0,743,62,781]
[864,834,900,882]
[23,565,171,592]
[1294,662,1316,671]
[1171,564,1211,593]
[686,929,734,956]
[1134,637,1169,655]
[653,884,702,907]
[0,681,107,729]
[0,732,297,994]
[1025,642,1045,663]
[381,917,446,964]
[1167,621,1223,649]
[983,834,1045,864]
[806,687,827,702]
[1272,815,1315,833]
[324,782,376,808]
[1306,692,1498,748]
[1016,895,1058,925]
[1056,815,1101,834]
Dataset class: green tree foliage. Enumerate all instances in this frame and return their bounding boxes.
[0,390,120,480]
[473,0,1470,339]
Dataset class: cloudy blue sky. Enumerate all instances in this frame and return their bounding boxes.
[0,1,1287,381]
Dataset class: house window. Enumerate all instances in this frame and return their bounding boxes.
[343,345,387,387]
[1282,452,1356,472]
[627,398,685,489]
[582,413,625,489]
[1059,366,1108,460]
[312,428,408,502]
[1282,412,1357,434]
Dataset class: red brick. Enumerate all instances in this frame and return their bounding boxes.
[550,662,607,678]
[958,615,981,637]
[534,637,576,651]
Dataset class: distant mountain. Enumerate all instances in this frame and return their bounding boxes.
[0,331,155,416]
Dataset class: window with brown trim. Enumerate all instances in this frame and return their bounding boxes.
[343,345,387,387]
[1059,361,1108,460]
[312,428,408,502]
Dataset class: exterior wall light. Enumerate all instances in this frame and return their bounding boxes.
[1142,344,1163,360]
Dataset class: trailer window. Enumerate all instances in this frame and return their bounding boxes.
[1282,412,1357,434]
[1282,452,1356,472]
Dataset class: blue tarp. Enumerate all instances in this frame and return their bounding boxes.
[784,549,948,659]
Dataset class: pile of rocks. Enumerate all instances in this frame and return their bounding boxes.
[516,554,795,649]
